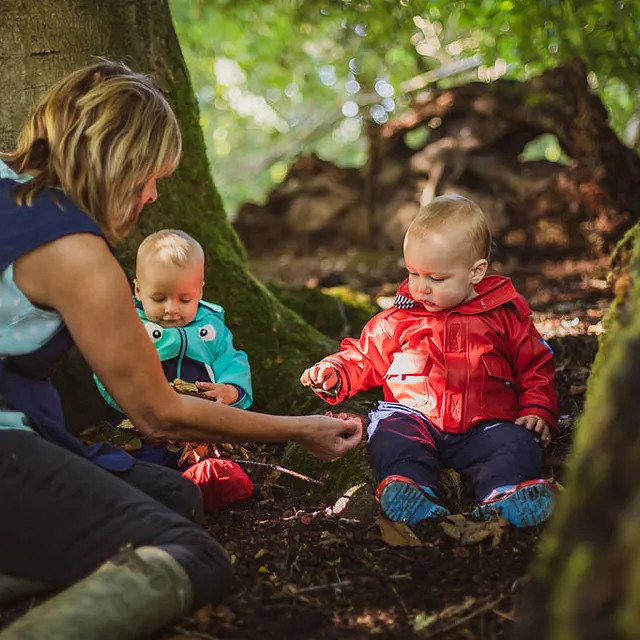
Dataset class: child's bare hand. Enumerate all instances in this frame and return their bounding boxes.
[515,414,552,447]
[300,363,339,392]
[195,382,239,405]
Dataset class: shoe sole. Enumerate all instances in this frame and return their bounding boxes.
[472,483,555,528]
[379,481,450,524]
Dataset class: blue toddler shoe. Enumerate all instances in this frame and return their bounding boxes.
[472,479,556,528]
[376,475,451,524]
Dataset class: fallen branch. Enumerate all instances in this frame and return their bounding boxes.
[224,458,324,485]
[296,580,353,595]
[424,594,507,638]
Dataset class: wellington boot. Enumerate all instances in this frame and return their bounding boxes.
[0,574,49,605]
[0,546,193,640]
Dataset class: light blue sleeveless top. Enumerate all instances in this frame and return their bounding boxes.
[0,159,63,432]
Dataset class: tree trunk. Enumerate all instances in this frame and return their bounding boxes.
[0,0,335,431]
[515,225,640,639]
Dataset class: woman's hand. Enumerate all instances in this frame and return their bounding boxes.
[195,382,239,405]
[294,414,363,461]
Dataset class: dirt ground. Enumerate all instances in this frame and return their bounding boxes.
[157,250,605,640]
[0,249,607,640]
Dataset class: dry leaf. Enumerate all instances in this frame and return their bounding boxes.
[116,418,136,430]
[439,514,508,547]
[569,384,587,396]
[439,468,463,501]
[376,516,423,547]
[171,378,200,395]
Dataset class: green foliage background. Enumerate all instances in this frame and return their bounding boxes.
[170,0,640,217]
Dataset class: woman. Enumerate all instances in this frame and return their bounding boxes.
[0,60,361,639]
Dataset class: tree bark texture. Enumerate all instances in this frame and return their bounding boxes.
[515,224,640,639]
[0,0,335,430]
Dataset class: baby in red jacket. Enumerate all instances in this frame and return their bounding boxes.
[301,194,557,527]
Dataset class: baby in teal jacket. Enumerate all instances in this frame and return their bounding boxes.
[95,229,254,510]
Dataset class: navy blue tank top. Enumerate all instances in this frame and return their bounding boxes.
[0,178,133,471]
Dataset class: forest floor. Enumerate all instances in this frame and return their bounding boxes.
[161,249,608,640]
[0,248,609,640]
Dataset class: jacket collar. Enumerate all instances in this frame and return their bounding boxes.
[394,275,530,316]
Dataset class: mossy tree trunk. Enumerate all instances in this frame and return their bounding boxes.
[0,0,336,431]
[516,225,640,639]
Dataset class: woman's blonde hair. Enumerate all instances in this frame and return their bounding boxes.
[1,59,182,243]
[408,194,492,262]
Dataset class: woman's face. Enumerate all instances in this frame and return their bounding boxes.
[139,177,158,208]
[116,176,160,238]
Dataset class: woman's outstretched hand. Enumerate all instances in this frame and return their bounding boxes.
[295,413,363,461]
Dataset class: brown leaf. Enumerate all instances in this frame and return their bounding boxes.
[376,516,423,547]
[171,378,200,395]
[439,514,508,547]
[439,468,463,501]
[569,384,587,395]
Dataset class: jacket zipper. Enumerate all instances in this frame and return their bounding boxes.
[176,327,187,380]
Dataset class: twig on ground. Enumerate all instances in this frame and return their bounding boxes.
[425,594,506,638]
[296,580,353,594]
[491,607,517,623]
[171,626,221,639]
[223,458,324,485]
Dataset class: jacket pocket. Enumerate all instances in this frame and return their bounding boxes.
[384,351,433,409]
[481,354,517,415]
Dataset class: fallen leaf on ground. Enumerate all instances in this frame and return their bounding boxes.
[413,612,438,631]
[439,468,463,501]
[376,516,423,547]
[439,514,508,547]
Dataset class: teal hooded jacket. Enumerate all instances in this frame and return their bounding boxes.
[95,298,253,415]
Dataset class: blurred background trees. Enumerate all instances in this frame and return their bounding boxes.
[170,0,640,217]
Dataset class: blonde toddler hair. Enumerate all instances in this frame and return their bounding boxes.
[137,229,204,269]
[408,194,491,262]
[1,59,182,243]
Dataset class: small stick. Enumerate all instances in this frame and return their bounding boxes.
[296,580,352,594]
[220,458,324,485]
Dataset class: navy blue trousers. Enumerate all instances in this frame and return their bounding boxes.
[367,403,543,501]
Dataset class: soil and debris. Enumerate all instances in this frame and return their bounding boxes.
[0,249,606,639]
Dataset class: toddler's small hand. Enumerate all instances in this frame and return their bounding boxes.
[515,415,552,448]
[300,363,339,392]
[195,382,239,405]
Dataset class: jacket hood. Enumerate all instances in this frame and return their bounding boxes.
[394,275,531,317]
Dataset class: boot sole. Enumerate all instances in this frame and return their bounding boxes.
[379,480,450,524]
[472,483,555,528]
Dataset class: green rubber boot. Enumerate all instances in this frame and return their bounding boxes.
[0,546,193,640]
[0,574,49,605]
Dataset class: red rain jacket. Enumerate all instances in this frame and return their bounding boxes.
[317,276,557,433]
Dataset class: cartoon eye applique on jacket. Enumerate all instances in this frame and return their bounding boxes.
[144,322,164,343]
[198,324,217,342]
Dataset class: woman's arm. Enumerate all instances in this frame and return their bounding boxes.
[13,233,362,460]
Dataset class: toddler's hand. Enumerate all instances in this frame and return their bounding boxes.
[515,414,552,448]
[195,382,239,405]
[300,362,339,392]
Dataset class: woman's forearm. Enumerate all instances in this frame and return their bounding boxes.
[139,392,307,445]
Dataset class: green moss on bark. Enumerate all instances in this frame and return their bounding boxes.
[516,220,640,640]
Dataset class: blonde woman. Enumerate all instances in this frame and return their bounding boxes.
[0,60,361,639]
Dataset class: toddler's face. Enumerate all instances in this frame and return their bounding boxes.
[135,256,204,328]
[403,230,486,312]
